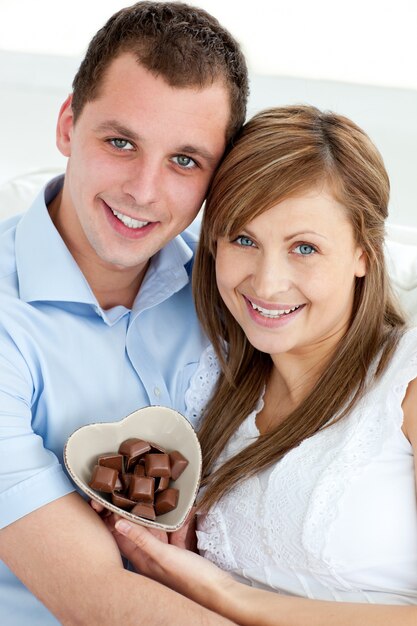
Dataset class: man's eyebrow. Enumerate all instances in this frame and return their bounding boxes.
[94,121,140,141]
[176,144,217,165]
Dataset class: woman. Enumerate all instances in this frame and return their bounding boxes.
[113,105,417,624]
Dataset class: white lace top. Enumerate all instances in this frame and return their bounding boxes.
[184,329,417,604]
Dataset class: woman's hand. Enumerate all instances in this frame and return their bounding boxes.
[89,498,198,566]
[89,499,169,558]
[89,499,196,557]
[115,519,236,613]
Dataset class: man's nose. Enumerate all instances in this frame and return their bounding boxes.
[122,156,160,206]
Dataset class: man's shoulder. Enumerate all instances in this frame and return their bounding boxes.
[0,213,20,290]
[0,212,21,233]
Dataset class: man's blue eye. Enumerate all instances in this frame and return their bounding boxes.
[294,244,316,255]
[235,236,255,247]
[110,139,133,150]
[173,155,197,168]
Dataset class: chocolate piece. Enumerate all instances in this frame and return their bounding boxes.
[98,453,124,473]
[118,438,151,470]
[155,475,170,493]
[144,453,171,478]
[131,502,156,521]
[169,450,189,480]
[155,488,179,515]
[149,441,167,454]
[121,472,133,492]
[88,438,189,518]
[89,465,118,493]
[129,475,154,502]
[133,464,145,476]
[114,475,123,492]
[111,493,136,510]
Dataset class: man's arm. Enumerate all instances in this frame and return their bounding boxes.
[0,492,234,625]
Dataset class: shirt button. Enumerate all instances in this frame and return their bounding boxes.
[154,387,161,397]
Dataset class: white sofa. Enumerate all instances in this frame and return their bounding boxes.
[1,169,417,325]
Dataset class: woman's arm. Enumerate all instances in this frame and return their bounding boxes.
[114,520,417,626]
[401,375,417,489]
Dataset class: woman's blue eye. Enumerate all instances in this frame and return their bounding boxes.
[110,138,133,150]
[235,235,255,247]
[294,243,316,255]
[172,155,197,169]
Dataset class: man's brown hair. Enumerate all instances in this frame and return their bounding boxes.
[71,1,249,141]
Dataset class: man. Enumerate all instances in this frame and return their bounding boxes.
[0,3,248,623]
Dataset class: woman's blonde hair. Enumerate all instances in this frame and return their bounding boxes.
[193,105,406,510]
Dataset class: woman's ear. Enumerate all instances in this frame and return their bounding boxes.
[56,94,74,157]
[355,247,367,278]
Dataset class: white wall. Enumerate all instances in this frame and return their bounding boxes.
[0,49,416,227]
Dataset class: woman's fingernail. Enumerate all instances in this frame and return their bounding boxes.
[115,519,132,534]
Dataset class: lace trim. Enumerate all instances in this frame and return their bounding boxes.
[265,416,355,573]
[184,344,220,427]
[301,401,375,569]
[302,327,417,566]
[197,510,237,572]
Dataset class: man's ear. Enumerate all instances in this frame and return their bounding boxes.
[56,94,75,157]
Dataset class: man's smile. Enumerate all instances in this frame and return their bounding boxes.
[110,207,150,230]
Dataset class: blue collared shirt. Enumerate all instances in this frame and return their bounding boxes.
[0,176,207,624]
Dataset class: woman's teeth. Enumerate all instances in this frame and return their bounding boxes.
[250,301,301,318]
[111,208,149,229]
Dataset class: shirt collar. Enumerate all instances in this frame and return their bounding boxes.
[16,175,98,306]
[132,234,193,314]
[15,175,194,321]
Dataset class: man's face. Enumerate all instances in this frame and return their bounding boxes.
[56,53,230,280]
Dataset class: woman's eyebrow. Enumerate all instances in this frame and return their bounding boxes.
[284,230,328,241]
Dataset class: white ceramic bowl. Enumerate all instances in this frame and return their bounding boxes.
[64,406,202,532]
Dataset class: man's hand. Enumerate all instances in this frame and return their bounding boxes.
[169,507,197,551]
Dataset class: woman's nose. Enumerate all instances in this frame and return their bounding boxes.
[252,252,293,300]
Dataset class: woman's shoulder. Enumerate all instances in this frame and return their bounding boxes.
[367,326,417,442]
[393,327,417,446]
[378,326,417,381]
[396,325,417,351]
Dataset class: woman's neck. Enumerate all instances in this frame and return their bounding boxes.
[257,345,336,434]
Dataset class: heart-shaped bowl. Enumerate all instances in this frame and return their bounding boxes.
[64,406,202,532]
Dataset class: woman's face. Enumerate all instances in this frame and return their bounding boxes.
[215,185,366,361]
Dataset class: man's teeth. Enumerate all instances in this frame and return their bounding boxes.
[112,208,149,229]
[250,302,301,318]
